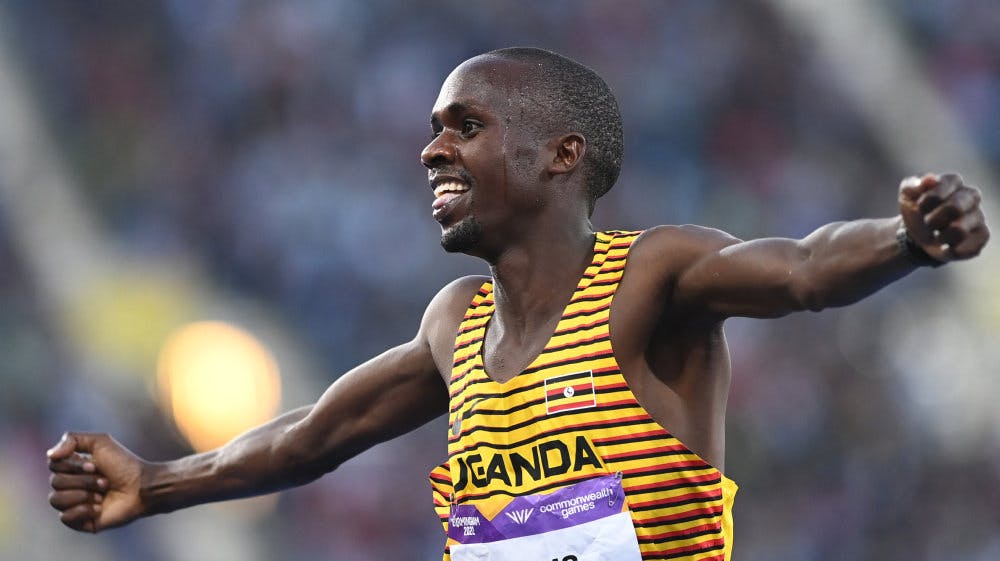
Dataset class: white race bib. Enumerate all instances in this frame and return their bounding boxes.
[448,474,642,561]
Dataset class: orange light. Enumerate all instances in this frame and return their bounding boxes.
[157,321,281,452]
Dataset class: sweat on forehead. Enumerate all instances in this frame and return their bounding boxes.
[429,62,544,133]
[438,55,538,100]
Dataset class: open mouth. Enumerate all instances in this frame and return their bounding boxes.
[432,179,470,222]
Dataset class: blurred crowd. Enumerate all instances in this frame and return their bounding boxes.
[0,1,998,560]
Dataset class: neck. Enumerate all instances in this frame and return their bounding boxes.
[487,223,596,333]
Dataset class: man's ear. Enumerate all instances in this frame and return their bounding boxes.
[549,133,586,176]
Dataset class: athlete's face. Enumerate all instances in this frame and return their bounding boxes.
[421,57,545,256]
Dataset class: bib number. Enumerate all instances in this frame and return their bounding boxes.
[448,474,641,561]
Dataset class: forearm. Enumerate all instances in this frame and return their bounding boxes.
[795,216,916,310]
[141,405,315,515]
[801,171,991,306]
[672,173,986,320]
[673,216,929,319]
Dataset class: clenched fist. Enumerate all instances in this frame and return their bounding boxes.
[47,432,147,533]
[899,173,989,264]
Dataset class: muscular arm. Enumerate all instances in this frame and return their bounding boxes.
[47,277,484,532]
[142,337,447,515]
[665,173,988,322]
[672,217,910,319]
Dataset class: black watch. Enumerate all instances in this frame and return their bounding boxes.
[896,226,945,268]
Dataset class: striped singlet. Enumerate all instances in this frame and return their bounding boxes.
[429,230,737,561]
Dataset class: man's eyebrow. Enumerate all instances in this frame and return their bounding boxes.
[430,101,474,124]
[444,101,471,114]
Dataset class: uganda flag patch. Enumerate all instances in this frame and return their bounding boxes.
[544,371,596,415]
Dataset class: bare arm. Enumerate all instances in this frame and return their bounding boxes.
[141,337,446,515]
[671,216,909,319]
[46,405,314,531]
[46,278,478,532]
[668,173,988,321]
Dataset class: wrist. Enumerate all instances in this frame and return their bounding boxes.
[140,459,199,516]
[896,225,944,267]
[138,461,170,516]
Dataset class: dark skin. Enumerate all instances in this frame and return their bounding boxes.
[47,54,989,534]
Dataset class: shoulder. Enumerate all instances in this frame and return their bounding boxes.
[419,275,491,356]
[631,224,742,253]
[628,225,742,279]
[426,275,491,314]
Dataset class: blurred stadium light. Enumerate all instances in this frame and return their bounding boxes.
[0,9,318,559]
[157,321,282,453]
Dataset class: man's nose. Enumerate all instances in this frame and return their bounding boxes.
[421,133,456,169]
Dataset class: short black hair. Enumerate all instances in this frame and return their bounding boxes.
[486,47,623,214]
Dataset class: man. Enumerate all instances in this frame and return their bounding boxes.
[47,48,988,560]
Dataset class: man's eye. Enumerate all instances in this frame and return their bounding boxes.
[462,120,482,136]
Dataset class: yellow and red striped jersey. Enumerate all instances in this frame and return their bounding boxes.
[429,230,737,561]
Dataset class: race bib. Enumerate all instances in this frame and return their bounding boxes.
[448,473,642,561]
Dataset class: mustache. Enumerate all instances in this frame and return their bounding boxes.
[429,167,474,185]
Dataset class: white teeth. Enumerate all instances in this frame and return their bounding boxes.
[433,181,470,198]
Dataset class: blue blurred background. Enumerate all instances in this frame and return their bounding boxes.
[0,1,998,560]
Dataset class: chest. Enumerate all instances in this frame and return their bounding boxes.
[481,315,564,383]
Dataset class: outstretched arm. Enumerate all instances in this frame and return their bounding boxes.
[667,173,989,321]
[46,282,464,533]
[46,405,312,532]
[141,337,447,513]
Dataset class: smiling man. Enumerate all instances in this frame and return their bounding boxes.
[47,48,989,561]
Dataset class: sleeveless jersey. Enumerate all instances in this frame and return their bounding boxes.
[429,230,737,561]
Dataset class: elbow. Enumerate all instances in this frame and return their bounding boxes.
[272,423,341,487]
[787,269,829,313]
[786,244,832,313]
[794,286,828,313]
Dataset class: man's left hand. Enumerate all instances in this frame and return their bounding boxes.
[898,172,989,263]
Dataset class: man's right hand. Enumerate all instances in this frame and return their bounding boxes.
[47,432,146,533]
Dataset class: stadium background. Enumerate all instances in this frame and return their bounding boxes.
[0,1,998,560]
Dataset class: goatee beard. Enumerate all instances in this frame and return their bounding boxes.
[441,217,483,253]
